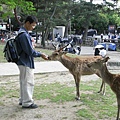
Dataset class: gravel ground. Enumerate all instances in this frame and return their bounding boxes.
[0,70,119,120]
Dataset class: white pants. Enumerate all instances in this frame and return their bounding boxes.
[18,65,34,107]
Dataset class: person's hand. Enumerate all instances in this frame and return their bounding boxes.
[41,53,48,60]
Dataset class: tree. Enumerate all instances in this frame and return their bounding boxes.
[31,0,74,47]
[1,0,120,47]
[71,0,100,44]
[0,0,35,20]
[71,0,120,42]
[0,0,36,36]
[91,13,109,34]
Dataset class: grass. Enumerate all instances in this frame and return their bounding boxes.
[0,75,118,119]
[34,82,75,103]
[34,79,117,119]
[76,80,117,120]
[0,43,6,62]
[0,87,6,97]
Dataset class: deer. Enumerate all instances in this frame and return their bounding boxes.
[48,44,106,100]
[87,56,120,120]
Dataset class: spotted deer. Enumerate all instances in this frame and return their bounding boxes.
[87,56,120,120]
[48,45,106,100]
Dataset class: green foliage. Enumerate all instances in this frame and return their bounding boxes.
[0,0,36,19]
[106,12,120,27]
[0,5,3,11]
[91,13,109,34]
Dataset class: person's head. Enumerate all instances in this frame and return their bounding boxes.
[24,16,38,31]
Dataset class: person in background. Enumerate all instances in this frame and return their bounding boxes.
[93,38,98,49]
[16,16,48,109]
[100,33,103,42]
[108,32,111,39]
[94,48,100,56]
[99,47,107,58]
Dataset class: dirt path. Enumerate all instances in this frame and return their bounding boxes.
[0,43,120,120]
[0,71,118,120]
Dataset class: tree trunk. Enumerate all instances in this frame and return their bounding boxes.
[35,31,38,43]
[64,24,69,38]
[82,27,88,45]
[41,30,45,47]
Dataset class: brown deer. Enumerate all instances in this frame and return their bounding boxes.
[48,45,105,100]
[87,56,120,120]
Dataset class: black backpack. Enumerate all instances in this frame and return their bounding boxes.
[3,32,24,63]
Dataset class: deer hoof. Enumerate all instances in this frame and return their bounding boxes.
[75,97,80,101]
[102,93,106,96]
[97,91,101,93]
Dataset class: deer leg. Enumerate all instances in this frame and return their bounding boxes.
[96,72,106,95]
[116,96,120,120]
[97,81,103,93]
[102,81,106,95]
[116,104,120,120]
[73,75,80,100]
[98,80,106,95]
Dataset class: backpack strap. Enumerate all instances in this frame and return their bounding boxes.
[15,32,25,56]
[16,31,25,38]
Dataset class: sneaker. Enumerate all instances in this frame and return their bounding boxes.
[22,103,38,109]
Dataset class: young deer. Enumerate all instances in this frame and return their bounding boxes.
[48,45,105,100]
[87,57,120,120]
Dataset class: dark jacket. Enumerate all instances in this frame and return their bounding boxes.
[16,27,41,69]
[94,48,100,56]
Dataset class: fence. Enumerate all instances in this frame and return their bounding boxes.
[83,37,120,50]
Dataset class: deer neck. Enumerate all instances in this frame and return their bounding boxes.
[100,64,114,86]
[60,55,73,69]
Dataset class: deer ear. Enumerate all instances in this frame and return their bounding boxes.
[52,43,56,50]
[104,56,110,62]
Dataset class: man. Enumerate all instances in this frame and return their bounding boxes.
[16,16,48,109]
[93,38,98,50]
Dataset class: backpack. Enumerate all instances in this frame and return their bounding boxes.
[3,32,24,63]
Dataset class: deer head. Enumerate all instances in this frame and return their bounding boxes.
[48,44,69,60]
[87,56,110,69]
[52,43,69,51]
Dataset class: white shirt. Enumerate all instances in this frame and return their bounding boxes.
[99,49,106,58]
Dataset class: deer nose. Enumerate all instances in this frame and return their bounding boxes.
[47,56,51,60]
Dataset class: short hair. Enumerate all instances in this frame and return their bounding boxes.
[25,16,38,24]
